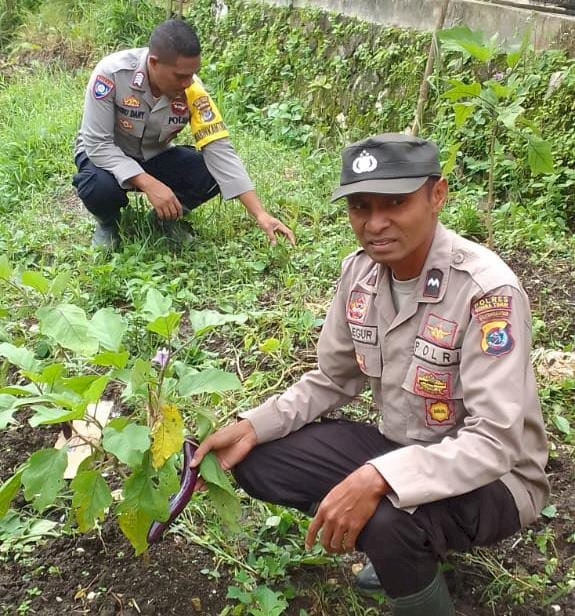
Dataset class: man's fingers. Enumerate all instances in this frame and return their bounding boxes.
[305,515,322,550]
[344,527,359,553]
[173,196,183,218]
[279,224,296,246]
[266,227,277,245]
[193,477,208,492]
[190,438,213,468]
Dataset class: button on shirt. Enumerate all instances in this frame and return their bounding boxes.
[241,223,550,527]
[74,48,253,198]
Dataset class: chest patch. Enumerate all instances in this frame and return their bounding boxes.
[425,400,455,426]
[171,98,189,115]
[118,119,133,130]
[414,337,461,366]
[347,290,370,324]
[122,95,140,107]
[414,367,451,398]
[349,324,378,345]
[421,313,458,348]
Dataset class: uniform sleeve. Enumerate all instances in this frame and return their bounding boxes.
[79,65,144,188]
[202,138,254,199]
[369,285,540,506]
[240,271,367,443]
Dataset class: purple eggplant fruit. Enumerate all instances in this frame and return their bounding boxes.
[147,439,198,544]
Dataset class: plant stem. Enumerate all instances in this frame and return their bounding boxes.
[486,120,497,247]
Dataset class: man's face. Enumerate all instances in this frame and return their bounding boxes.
[347,178,447,280]
[148,54,201,98]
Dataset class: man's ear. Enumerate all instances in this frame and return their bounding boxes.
[432,177,448,214]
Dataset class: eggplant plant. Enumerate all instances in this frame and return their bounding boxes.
[437,26,555,245]
[0,255,245,553]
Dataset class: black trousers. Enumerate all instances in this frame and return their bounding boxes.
[233,419,521,598]
[72,146,221,226]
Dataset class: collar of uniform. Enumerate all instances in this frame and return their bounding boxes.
[416,222,453,304]
[130,49,150,93]
[355,261,381,293]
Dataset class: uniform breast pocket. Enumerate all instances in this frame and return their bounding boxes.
[353,345,382,378]
[401,360,463,441]
[160,117,189,143]
[117,117,145,139]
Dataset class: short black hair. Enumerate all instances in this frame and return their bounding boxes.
[149,19,201,64]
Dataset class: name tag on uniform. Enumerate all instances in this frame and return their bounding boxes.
[414,337,461,366]
[349,324,378,345]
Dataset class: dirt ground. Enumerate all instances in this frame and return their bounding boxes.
[1,255,574,616]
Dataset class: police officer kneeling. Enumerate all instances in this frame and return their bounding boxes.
[189,134,549,615]
[73,19,295,249]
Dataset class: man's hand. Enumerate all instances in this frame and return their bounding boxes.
[238,191,296,246]
[305,464,390,554]
[255,212,296,246]
[190,420,258,491]
[130,172,183,220]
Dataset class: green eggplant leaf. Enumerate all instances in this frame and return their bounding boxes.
[22,448,68,511]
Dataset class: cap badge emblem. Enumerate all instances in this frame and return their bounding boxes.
[352,150,377,174]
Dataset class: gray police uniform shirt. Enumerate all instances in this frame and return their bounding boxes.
[241,223,550,527]
[74,48,254,198]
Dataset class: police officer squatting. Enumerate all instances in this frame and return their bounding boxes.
[73,19,295,249]
[189,134,549,615]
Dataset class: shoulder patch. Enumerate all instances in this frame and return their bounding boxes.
[480,320,514,357]
[93,75,114,100]
[472,295,512,323]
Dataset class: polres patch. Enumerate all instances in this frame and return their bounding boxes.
[472,295,512,323]
[93,75,114,100]
[423,268,443,298]
[425,399,455,426]
[480,320,514,357]
[347,290,370,324]
[192,95,215,122]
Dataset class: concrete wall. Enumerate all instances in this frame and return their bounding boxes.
[259,0,575,51]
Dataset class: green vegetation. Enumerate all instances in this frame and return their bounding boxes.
[0,0,573,614]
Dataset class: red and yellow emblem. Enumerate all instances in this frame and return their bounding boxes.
[118,119,133,130]
[422,313,458,348]
[121,95,140,108]
[425,399,455,426]
[414,367,450,398]
[347,290,370,324]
